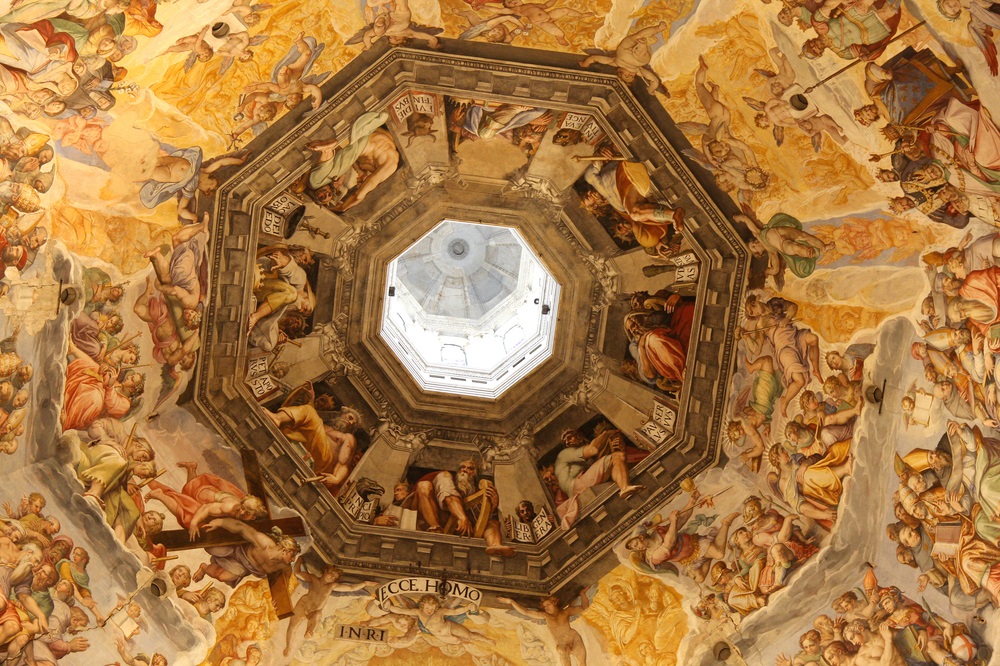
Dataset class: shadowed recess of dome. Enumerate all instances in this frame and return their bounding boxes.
[394,221,523,320]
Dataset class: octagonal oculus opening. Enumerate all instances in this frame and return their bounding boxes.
[380,220,560,399]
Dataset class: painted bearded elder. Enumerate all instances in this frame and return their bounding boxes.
[578,148,684,249]
[545,426,648,529]
[265,395,362,496]
[402,458,515,557]
[193,518,300,588]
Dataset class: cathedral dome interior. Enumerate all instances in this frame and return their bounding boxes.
[0,0,999,665]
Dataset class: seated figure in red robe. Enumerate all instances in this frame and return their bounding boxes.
[624,291,696,391]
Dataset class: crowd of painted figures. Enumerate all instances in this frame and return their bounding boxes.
[776,569,988,666]
[0,0,993,660]
[880,226,1000,621]
[661,291,868,622]
[0,109,50,460]
[0,489,169,665]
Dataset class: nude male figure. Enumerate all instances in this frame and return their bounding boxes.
[283,561,373,656]
[692,56,759,170]
[244,32,323,110]
[363,0,441,49]
[306,128,399,212]
[494,0,592,47]
[579,22,668,94]
[193,517,299,586]
[498,592,589,666]
[836,620,905,666]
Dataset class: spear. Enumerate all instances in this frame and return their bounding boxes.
[103,332,142,358]
[693,485,734,509]
[135,468,167,488]
[800,21,928,94]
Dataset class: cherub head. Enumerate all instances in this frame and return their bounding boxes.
[800,629,822,655]
[937,0,962,19]
[197,44,215,63]
[204,588,227,613]
[706,140,731,161]
[321,565,342,584]
[552,128,582,146]
[616,68,637,83]
[237,495,267,522]
[853,104,880,126]
[418,594,441,615]
[141,510,165,537]
[170,564,192,589]
[800,37,827,59]
[516,500,536,523]
[483,25,512,43]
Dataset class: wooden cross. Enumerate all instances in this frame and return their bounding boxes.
[154,448,305,618]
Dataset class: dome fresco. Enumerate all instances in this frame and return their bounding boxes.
[0,0,998,665]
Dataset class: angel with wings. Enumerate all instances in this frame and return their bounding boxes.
[579,22,669,95]
[938,0,1000,76]
[165,25,214,69]
[679,56,770,203]
[360,598,423,648]
[384,594,496,646]
[756,46,798,99]
[347,0,443,50]
[742,48,847,151]
[229,0,272,28]
[458,10,530,44]
[243,32,328,113]
[213,29,269,77]
[498,592,590,666]
[473,0,593,48]
[165,23,269,76]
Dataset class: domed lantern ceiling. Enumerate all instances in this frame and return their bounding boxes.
[195,44,748,595]
[381,220,560,398]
